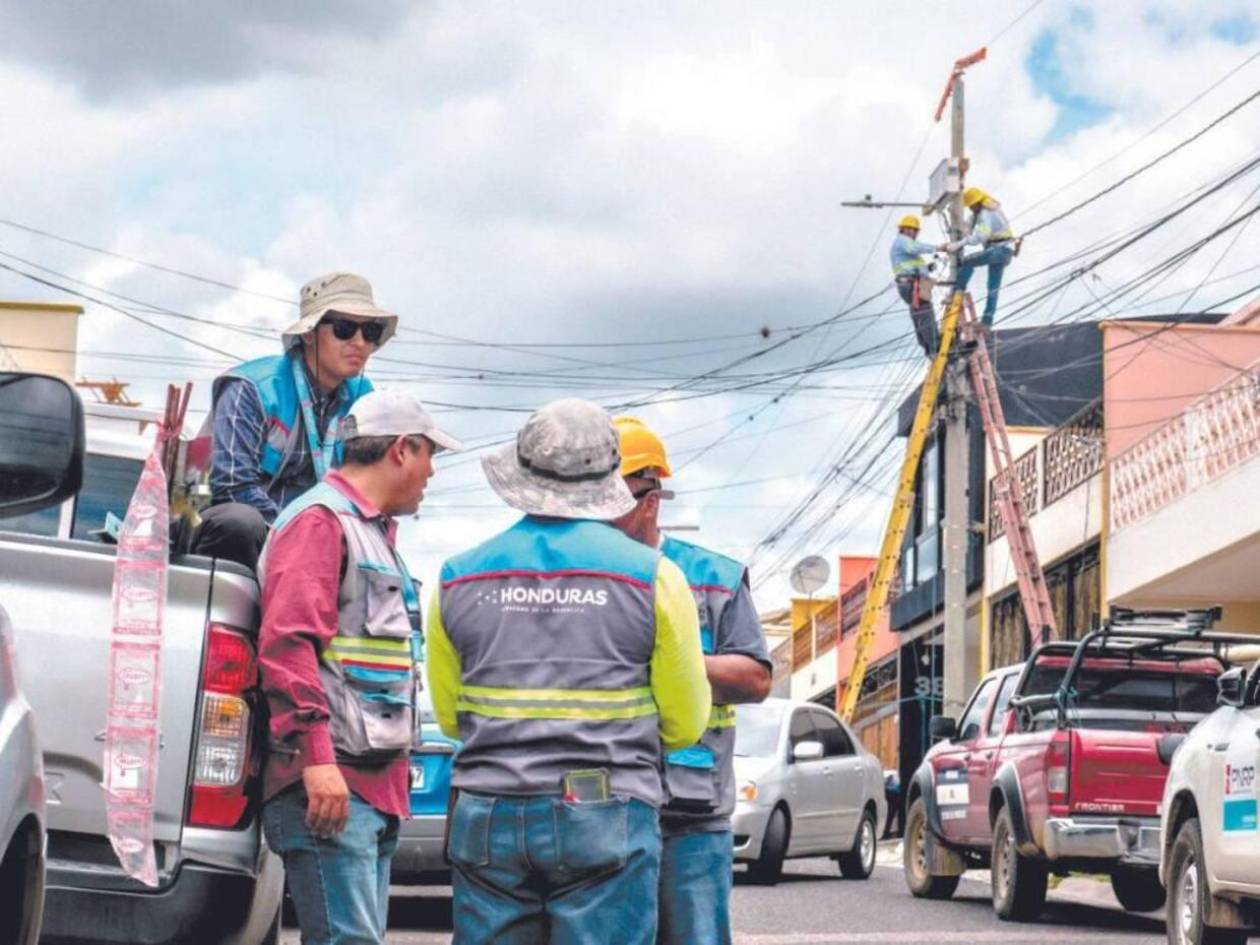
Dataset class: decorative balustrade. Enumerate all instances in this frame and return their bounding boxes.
[988,448,1040,541]
[1044,400,1105,505]
[1111,370,1260,530]
[987,398,1104,543]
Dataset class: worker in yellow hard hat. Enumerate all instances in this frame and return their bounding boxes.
[611,416,772,945]
[947,187,1017,326]
[889,214,948,357]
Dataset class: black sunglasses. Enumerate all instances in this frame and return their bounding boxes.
[320,315,385,344]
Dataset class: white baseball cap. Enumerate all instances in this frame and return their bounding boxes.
[342,390,463,453]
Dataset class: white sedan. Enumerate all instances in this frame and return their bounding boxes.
[732,698,887,885]
[1161,663,1260,945]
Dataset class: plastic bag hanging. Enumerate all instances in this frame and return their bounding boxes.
[104,384,188,887]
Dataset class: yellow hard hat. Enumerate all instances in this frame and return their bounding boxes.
[962,187,991,209]
[613,415,672,478]
[898,214,921,231]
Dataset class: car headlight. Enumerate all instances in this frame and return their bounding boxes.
[737,780,758,802]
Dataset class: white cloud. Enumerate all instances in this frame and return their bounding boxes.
[2,1,1259,611]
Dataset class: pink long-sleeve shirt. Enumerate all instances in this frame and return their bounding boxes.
[257,471,409,818]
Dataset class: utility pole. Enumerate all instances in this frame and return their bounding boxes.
[937,48,985,716]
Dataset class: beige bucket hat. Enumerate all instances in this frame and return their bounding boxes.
[482,399,636,520]
[281,272,399,350]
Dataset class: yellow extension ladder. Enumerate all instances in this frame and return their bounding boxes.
[837,291,1057,723]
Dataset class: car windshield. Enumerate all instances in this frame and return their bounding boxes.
[734,703,786,757]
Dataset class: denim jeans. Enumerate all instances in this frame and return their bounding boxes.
[657,829,732,945]
[956,244,1015,323]
[448,792,661,945]
[262,786,400,945]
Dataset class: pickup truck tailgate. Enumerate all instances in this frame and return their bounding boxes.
[0,532,209,846]
[1070,729,1166,817]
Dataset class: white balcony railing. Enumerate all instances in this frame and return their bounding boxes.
[1111,369,1260,531]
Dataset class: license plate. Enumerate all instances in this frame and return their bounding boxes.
[410,765,426,790]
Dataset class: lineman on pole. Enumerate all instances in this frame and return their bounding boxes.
[613,416,772,945]
[426,398,711,945]
[950,187,1017,325]
[889,215,948,357]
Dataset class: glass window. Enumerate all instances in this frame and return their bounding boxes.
[957,678,996,742]
[987,673,1020,737]
[71,454,144,541]
[1,502,62,537]
[735,702,786,758]
[810,710,854,757]
[922,441,940,526]
[789,710,819,753]
[915,529,938,585]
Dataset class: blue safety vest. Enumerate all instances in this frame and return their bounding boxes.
[212,353,373,479]
[660,535,748,824]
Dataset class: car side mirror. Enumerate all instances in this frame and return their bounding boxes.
[792,740,823,762]
[1218,667,1248,708]
[929,716,957,742]
[0,372,84,519]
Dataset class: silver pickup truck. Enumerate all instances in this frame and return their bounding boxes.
[0,377,282,945]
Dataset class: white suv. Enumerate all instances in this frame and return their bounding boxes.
[1161,660,1260,945]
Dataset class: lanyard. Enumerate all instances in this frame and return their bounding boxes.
[290,356,339,480]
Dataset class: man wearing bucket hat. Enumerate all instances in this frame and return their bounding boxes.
[425,398,711,945]
[192,272,399,570]
[257,389,460,945]
[612,416,770,945]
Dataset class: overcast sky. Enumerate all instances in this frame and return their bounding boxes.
[2,0,1258,609]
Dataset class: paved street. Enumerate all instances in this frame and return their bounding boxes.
[282,846,1168,944]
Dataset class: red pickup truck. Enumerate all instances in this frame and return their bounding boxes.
[902,611,1231,922]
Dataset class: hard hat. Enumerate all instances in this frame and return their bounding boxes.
[613,415,672,478]
[898,214,921,230]
[962,187,990,209]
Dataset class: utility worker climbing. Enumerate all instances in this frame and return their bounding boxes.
[889,215,948,357]
[949,187,1017,325]
[612,416,771,945]
[426,398,711,945]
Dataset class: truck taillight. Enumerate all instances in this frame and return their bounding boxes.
[188,623,256,829]
[1047,733,1070,806]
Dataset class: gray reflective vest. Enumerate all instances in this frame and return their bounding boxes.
[259,480,420,763]
[660,536,745,827]
[438,516,666,806]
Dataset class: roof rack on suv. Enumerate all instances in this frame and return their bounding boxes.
[1106,606,1224,634]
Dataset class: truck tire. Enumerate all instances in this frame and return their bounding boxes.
[1111,866,1166,913]
[991,806,1047,922]
[746,807,788,886]
[903,797,959,900]
[838,808,877,879]
[1167,818,1248,945]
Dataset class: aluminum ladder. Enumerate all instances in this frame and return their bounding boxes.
[837,290,1056,723]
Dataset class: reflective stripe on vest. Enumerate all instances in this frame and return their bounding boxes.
[439,517,664,806]
[212,353,373,480]
[708,704,737,728]
[456,684,656,721]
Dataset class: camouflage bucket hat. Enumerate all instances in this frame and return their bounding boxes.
[482,398,636,520]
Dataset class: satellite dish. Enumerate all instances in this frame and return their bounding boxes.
[789,555,830,596]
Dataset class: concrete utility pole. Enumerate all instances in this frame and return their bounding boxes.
[939,50,983,716]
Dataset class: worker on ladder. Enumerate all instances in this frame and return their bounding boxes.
[950,187,1017,326]
[889,215,948,357]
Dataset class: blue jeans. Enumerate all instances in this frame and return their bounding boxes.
[449,792,661,945]
[956,244,1014,324]
[262,786,400,945]
[658,829,733,945]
